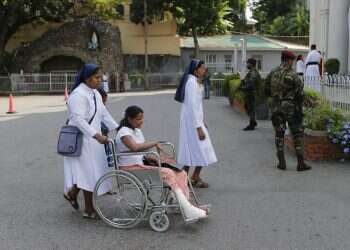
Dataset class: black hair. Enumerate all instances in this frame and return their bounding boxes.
[117,105,144,131]
[311,44,317,50]
[190,60,205,75]
[297,55,303,61]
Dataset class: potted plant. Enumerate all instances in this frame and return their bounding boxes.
[284,87,349,161]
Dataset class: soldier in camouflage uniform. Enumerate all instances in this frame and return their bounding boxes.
[239,58,261,131]
[265,50,311,172]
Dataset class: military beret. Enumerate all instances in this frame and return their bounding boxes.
[281,50,296,59]
[246,58,257,66]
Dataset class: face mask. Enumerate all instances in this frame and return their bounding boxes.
[247,65,252,70]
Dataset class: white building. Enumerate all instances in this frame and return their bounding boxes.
[309,0,350,73]
[180,35,308,76]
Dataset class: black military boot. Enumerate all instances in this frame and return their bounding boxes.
[277,151,286,170]
[251,119,257,128]
[296,154,312,172]
[243,119,257,131]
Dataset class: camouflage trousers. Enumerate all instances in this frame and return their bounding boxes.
[244,94,256,121]
[271,111,304,155]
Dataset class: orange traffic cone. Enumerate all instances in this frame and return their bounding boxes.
[6,94,16,114]
[64,85,69,101]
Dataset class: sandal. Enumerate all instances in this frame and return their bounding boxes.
[82,212,99,220]
[63,193,79,211]
[191,178,209,188]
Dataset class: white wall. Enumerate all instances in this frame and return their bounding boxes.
[309,0,350,73]
[328,0,349,73]
[180,49,308,76]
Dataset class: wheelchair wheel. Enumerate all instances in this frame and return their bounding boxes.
[93,170,148,229]
[149,211,170,232]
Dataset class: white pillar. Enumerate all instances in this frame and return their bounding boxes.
[233,48,238,73]
[328,0,349,73]
[348,6,350,73]
[240,38,247,77]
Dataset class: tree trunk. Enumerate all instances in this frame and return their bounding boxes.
[192,28,200,59]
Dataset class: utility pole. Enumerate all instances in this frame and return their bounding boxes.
[144,0,149,90]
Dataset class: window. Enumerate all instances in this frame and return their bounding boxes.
[205,54,217,72]
[224,55,232,72]
[251,55,263,71]
[205,54,217,64]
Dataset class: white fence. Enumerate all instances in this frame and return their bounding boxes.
[0,72,183,93]
[10,73,76,93]
[211,74,350,114]
[304,75,350,114]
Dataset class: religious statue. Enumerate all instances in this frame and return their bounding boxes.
[88,31,99,50]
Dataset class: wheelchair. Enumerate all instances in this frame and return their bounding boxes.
[92,139,210,232]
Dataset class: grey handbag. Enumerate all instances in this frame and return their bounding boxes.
[57,93,97,157]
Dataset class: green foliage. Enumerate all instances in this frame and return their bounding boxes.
[303,88,322,109]
[130,0,170,24]
[325,58,340,75]
[0,51,15,74]
[252,0,309,36]
[304,102,345,131]
[223,73,240,96]
[225,74,267,104]
[225,78,244,103]
[171,0,233,36]
[226,0,248,32]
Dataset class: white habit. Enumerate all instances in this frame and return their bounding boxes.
[63,83,118,194]
[177,75,217,167]
[304,50,322,92]
[296,60,305,75]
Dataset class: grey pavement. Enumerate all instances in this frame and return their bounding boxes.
[0,92,350,250]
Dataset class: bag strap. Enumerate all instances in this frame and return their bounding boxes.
[66,92,97,125]
[88,93,97,124]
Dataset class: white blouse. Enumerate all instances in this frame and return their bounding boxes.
[296,60,305,74]
[115,126,145,166]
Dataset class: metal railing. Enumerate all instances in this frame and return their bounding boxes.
[211,74,350,114]
[0,76,11,92]
[10,73,76,93]
[211,78,226,97]
[304,75,350,114]
[128,73,182,90]
[0,72,183,93]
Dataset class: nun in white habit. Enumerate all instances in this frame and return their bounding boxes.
[63,64,119,219]
[175,59,217,188]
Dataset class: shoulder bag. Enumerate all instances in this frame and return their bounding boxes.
[57,93,97,157]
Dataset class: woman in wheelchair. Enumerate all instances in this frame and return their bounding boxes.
[115,106,208,221]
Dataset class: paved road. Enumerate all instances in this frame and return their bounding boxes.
[0,92,349,250]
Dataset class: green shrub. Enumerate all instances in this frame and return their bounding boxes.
[304,102,345,131]
[226,78,244,102]
[325,58,340,75]
[223,73,240,97]
[226,76,267,105]
[303,88,322,109]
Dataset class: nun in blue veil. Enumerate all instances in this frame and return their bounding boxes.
[63,63,119,219]
[176,59,218,188]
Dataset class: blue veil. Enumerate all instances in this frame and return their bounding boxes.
[174,59,200,103]
[70,63,99,93]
